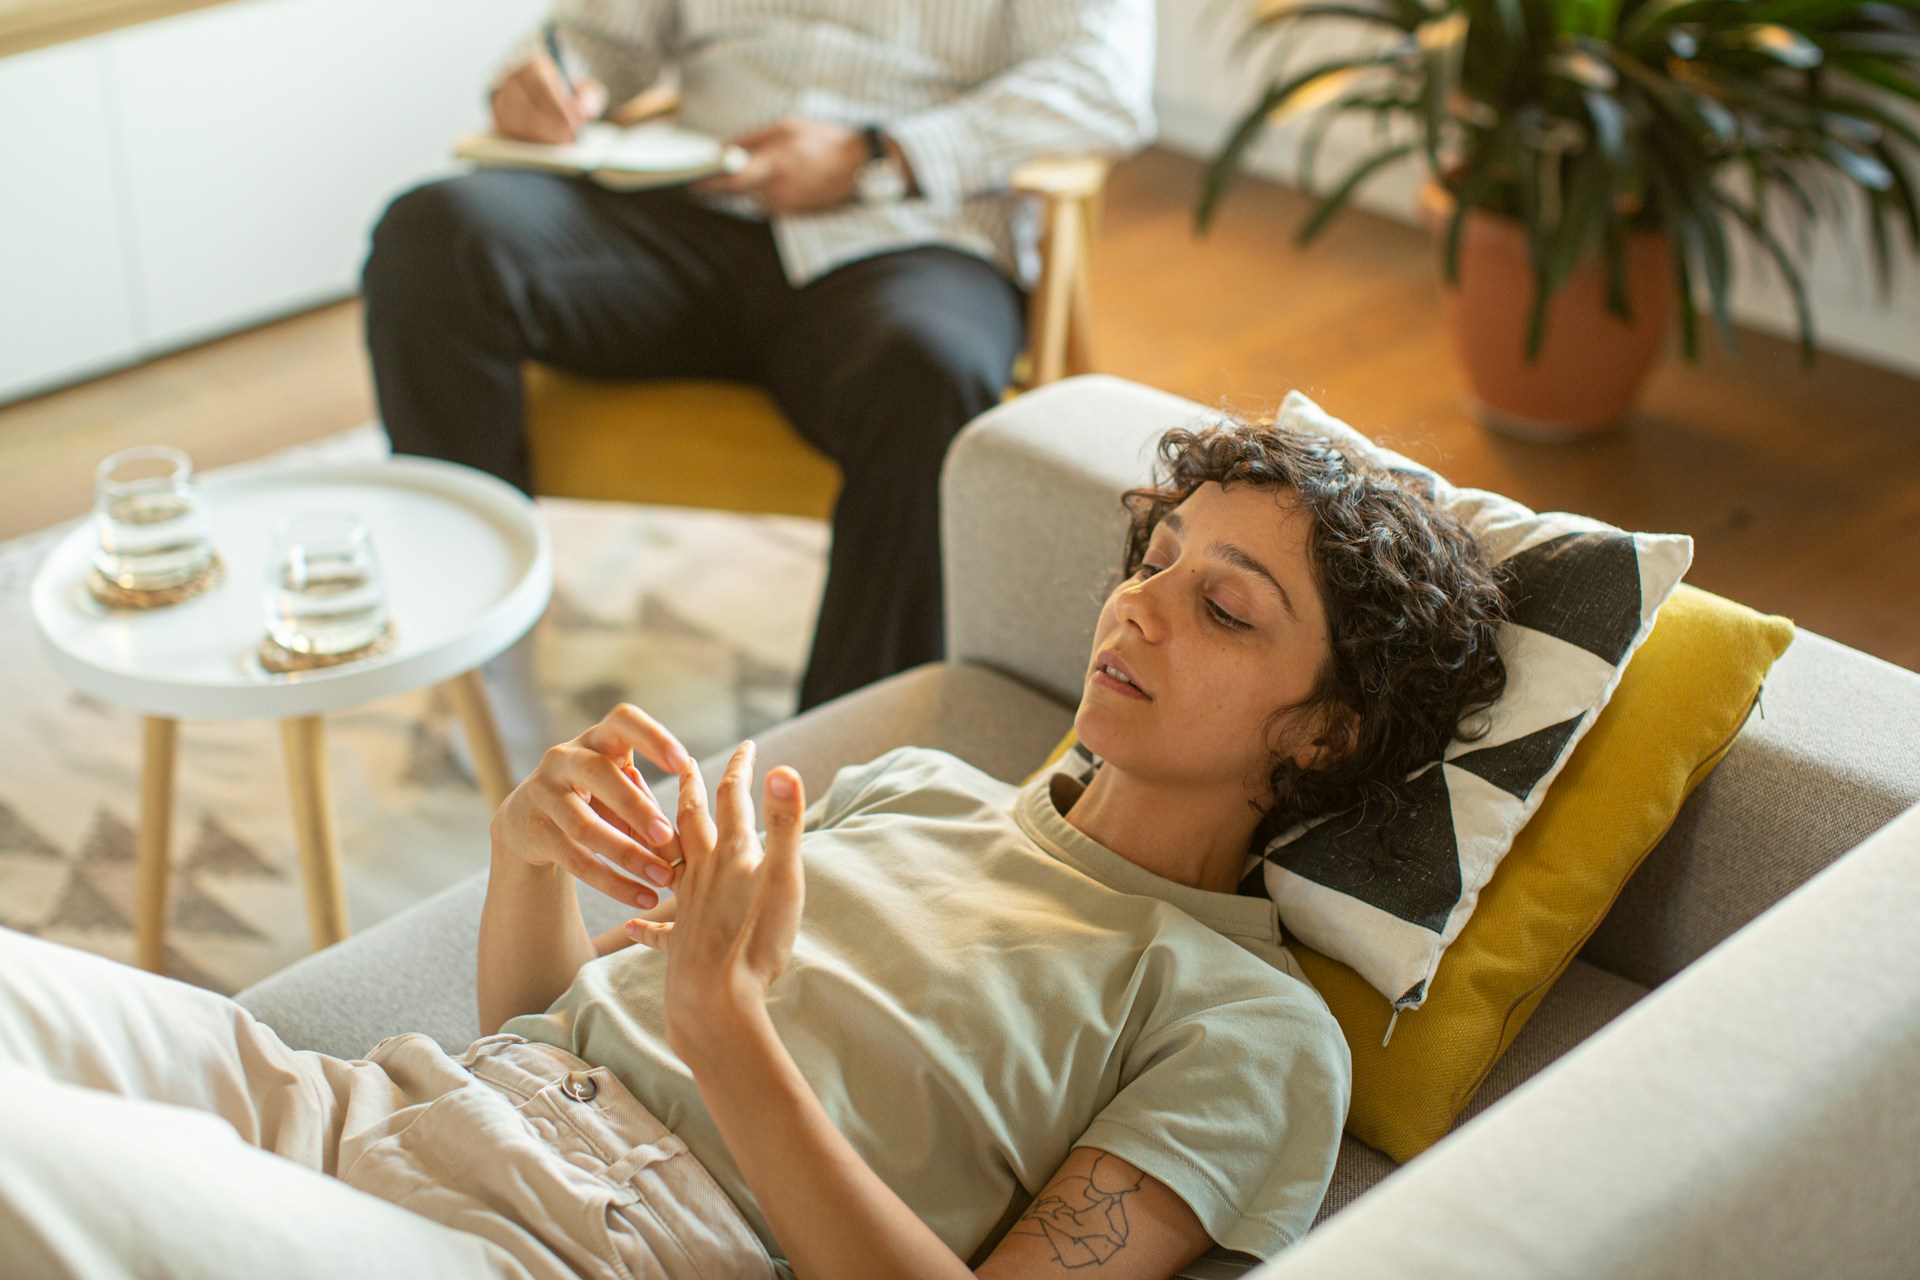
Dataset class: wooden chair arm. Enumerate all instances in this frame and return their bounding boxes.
[1009,156,1110,202]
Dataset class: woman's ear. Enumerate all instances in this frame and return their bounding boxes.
[1289,704,1359,773]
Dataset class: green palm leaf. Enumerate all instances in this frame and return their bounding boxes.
[1714,191,1819,363]
[1297,140,1426,244]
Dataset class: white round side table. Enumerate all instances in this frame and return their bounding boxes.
[31,456,552,972]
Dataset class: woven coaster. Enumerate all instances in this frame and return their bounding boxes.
[86,555,225,611]
[258,619,399,674]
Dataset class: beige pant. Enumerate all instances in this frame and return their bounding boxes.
[0,927,776,1280]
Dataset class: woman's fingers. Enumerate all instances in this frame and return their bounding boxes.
[539,810,660,911]
[763,765,805,884]
[578,704,692,779]
[676,757,716,864]
[740,766,806,983]
[622,918,673,952]
[553,792,674,894]
[762,766,806,921]
[550,749,676,884]
[587,793,632,840]
[714,741,758,862]
[576,752,675,851]
[585,759,651,838]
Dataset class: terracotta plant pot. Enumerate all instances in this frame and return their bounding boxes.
[1419,182,1673,441]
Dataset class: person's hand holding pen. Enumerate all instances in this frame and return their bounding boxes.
[490,22,608,145]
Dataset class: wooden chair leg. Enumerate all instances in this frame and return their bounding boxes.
[1065,199,1098,378]
[1011,155,1109,390]
[444,668,516,809]
[134,717,177,974]
[281,716,349,952]
[1030,196,1083,387]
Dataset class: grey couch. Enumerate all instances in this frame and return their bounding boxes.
[238,375,1920,1280]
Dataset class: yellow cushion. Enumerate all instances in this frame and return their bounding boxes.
[523,365,841,520]
[1023,584,1793,1163]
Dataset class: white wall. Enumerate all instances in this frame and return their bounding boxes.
[1152,1,1920,378]
[0,0,548,403]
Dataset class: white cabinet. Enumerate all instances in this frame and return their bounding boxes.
[103,0,542,352]
[0,41,142,401]
[0,0,545,403]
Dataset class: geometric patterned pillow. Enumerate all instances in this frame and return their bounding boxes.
[1243,392,1693,1017]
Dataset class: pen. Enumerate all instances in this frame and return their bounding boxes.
[542,21,576,96]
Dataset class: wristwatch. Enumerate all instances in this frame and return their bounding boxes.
[855,125,909,205]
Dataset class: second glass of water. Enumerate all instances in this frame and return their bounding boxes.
[265,511,390,656]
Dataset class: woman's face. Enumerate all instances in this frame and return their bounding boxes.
[1075,481,1338,799]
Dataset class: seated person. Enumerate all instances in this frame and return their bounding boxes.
[0,419,1508,1279]
[362,0,1156,713]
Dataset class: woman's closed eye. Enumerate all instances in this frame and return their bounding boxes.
[1136,560,1252,631]
[1206,598,1250,630]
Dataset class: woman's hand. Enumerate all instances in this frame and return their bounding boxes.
[489,704,692,912]
[623,740,807,1063]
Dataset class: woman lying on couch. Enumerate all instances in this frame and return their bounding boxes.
[0,420,1507,1280]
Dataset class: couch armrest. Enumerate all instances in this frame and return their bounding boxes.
[942,375,1220,704]
[1257,801,1920,1280]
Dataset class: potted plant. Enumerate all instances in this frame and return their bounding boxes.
[1199,0,1920,439]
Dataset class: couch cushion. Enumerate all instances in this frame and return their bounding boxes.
[236,662,1074,1057]
[1447,958,1646,1128]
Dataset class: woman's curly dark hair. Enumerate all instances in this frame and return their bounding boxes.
[1120,416,1510,842]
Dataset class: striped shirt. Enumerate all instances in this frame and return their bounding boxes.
[541,0,1156,286]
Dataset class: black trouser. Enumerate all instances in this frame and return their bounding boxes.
[360,171,1026,710]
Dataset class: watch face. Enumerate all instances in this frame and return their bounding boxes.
[858,158,908,204]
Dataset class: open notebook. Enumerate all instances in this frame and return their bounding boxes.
[454,122,748,191]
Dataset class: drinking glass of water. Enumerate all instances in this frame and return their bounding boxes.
[92,446,215,591]
[264,511,390,656]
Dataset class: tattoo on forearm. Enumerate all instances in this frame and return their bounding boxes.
[1009,1153,1146,1267]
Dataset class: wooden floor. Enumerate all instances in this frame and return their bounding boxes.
[4,147,1916,668]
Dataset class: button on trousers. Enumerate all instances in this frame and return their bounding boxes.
[0,928,775,1280]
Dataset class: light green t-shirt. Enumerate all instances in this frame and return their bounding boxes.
[504,747,1351,1265]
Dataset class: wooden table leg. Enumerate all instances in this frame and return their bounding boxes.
[134,716,177,974]
[444,667,515,809]
[280,716,348,951]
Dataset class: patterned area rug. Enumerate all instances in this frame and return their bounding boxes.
[0,428,827,994]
